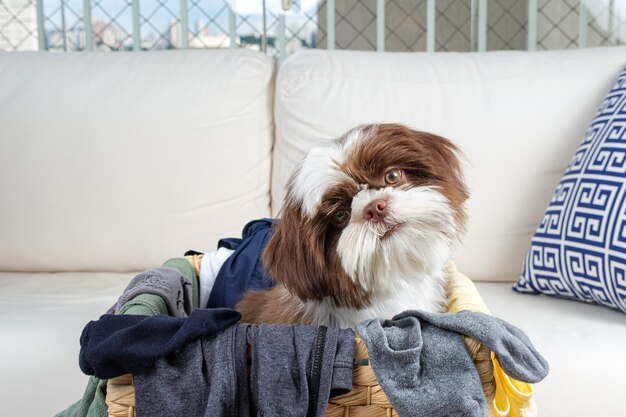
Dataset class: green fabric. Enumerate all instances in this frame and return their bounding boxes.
[117,293,168,316]
[162,257,200,308]
[58,257,199,417]
[54,377,108,417]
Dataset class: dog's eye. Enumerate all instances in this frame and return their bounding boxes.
[333,209,349,225]
[384,169,402,185]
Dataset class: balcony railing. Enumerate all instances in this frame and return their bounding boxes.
[1,0,624,57]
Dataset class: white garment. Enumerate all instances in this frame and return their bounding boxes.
[199,247,235,308]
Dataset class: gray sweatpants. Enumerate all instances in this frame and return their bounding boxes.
[134,324,355,417]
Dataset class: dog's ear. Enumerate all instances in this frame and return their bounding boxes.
[418,131,469,231]
[262,201,329,301]
[395,127,469,231]
[263,200,371,308]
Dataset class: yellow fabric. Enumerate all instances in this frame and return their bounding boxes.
[447,263,537,417]
[492,356,537,417]
[447,263,491,315]
[184,254,203,277]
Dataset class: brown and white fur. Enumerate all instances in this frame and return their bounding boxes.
[236,123,468,328]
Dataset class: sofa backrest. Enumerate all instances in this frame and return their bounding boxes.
[0,50,273,272]
[272,47,626,282]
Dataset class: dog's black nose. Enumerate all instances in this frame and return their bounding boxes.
[363,199,387,222]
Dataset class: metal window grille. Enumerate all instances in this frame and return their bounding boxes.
[0,0,624,55]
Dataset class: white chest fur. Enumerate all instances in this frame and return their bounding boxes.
[304,269,448,328]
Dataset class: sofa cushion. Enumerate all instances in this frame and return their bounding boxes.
[515,67,626,313]
[273,47,626,281]
[0,50,273,272]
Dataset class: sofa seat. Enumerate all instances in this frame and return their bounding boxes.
[0,272,133,416]
[477,283,626,417]
[3,272,625,417]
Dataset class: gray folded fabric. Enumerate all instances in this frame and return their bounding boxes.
[250,325,355,417]
[114,267,193,317]
[356,310,549,417]
[135,324,252,417]
[134,323,355,417]
[398,310,549,384]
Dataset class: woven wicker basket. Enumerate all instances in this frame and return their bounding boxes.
[105,264,495,417]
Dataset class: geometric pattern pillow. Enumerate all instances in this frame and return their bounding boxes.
[514,67,626,314]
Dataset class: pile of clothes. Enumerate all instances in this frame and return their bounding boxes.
[58,220,548,417]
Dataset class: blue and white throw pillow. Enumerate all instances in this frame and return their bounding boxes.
[515,67,626,314]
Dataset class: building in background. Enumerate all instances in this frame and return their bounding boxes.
[168,17,237,49]
[92,20,127,51]
[0,0,37,51]
[47,27,84,51]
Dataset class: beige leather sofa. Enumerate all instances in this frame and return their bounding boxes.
[1,47,625,417]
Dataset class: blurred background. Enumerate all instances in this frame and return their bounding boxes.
[1,0,625,58]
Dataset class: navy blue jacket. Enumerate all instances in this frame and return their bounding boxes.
[206,218,275,309]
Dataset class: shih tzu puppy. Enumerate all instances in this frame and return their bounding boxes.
[236,123,468,328]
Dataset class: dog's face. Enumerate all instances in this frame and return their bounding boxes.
[263,124,468,309]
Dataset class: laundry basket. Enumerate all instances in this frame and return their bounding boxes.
[105,263,496,417]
